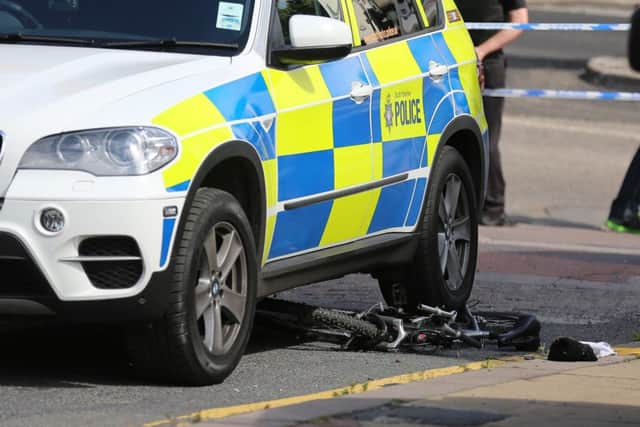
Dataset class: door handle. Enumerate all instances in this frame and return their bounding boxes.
[428,61,449,81]
[350,81,373,104]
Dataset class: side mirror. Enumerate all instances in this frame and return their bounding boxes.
[271,15,352,67]
[629,8,640,71]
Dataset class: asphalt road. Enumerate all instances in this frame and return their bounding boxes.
[504,10,640,228]
[1,8,639,427]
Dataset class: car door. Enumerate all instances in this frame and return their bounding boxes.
[264,0,375,261]
[345,0,451,234]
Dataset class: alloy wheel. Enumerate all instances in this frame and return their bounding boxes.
[437,173,471,292]
[194,222,247,356]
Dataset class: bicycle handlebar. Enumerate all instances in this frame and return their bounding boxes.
[417,304,457,320]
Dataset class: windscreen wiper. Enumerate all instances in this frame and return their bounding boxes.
[102,39,239,50]
[0,33,95,44]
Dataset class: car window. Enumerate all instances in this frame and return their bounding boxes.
[422,0,441,27]
[272,0,342,47]
[350,0,423,47]
[0,0,255,49]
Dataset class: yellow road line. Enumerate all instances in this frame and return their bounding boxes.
[145,348,640,426]
[615,346,640,356]
[145,357,521,426]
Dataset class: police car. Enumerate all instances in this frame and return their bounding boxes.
[0,0,488,384]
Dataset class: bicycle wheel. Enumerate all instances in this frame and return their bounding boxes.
[257,299,383,341]
[474,311,520,334]
[474,311,541,351]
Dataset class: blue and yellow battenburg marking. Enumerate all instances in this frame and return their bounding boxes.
[151,9,485,266]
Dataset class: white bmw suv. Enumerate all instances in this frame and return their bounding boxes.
[0,0,487,384]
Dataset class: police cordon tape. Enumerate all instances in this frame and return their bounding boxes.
[466,22,640,101]
[466,22,630,31]
[483,88,640,101]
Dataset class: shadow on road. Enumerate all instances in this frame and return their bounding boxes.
[507,214,603,231]
[0,317,329,388]
[291,397,640,426]
[0,323,136,388]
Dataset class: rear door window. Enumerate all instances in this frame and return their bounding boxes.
[350,0,423,46]
[422,0,441,27]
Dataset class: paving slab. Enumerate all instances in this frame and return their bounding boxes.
[213,399,390,425]
[480,223,640,253]
[444,371,640,406]
[198,355,640,427]
[563,359,640,379]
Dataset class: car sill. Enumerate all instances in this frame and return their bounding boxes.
[259,232,418,297]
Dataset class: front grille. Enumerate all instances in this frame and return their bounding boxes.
[0,234,56,299]
[81,261,144,290]
[79,236,140,257]
[79,236,143,290]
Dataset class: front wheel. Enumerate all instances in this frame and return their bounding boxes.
[127,188,257,385]
[380,146,478,311]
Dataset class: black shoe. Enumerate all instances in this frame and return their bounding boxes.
[606,205,640,234]
[606,219,640,234]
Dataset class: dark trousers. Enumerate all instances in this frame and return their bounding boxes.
[482,55,507,215]
[609,146,640,223]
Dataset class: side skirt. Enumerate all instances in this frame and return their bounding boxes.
[259,233,418,297]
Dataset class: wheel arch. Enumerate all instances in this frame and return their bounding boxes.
[372,115,485,286]
[174,141,267,262]
[430,115,486,210]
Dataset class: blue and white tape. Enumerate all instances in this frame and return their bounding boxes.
[483,88,640,101]
[466,22,630,31]
[468,22,639,101]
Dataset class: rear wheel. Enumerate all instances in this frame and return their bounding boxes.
[127,188,257,385]
[380,146,478,311]
[257,298,382,341]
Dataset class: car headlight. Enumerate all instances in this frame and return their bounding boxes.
[19,127,178,176]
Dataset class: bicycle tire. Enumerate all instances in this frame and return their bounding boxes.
[474,311,541,351]
[474,311,521,335]
[257,299,382,341]
[310,307,381,340]
[458,332,483,349]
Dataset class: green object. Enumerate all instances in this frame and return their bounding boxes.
[606,220,640,234]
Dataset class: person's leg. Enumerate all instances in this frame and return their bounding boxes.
[607,146,640,232]
[481,55,507,225]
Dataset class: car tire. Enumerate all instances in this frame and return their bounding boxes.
[127,188,257,385]
[380,146,478,311]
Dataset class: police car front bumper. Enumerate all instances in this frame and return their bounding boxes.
[0,195,184,321]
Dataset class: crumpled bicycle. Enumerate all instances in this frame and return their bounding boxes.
[256,299,541,353]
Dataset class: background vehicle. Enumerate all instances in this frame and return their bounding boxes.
[0,0,487,384]
[629,7,640,70]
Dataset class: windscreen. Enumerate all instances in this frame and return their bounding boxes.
[0,0,255,52]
